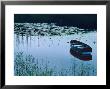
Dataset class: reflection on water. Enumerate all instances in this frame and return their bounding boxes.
[14,23,97,76]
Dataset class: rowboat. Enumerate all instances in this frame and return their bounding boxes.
[70,40,92,61]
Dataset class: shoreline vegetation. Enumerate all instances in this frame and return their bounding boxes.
[14,52,96,76]
[14,23,96,37]
[14,14,97,29]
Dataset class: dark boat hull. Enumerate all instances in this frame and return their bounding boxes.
[70,48,92,61]
[70,40,92,61]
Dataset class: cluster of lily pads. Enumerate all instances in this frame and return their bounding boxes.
[14,23,94,36]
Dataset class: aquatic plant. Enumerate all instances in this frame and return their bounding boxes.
[14,23,96,37]
[14,52,96,76]
[14,52,54,76]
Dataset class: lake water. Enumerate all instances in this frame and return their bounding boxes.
[14,31,97,76]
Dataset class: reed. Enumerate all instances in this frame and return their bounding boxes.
[14,52,96,76]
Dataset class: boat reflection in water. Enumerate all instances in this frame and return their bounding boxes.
[70,40,92,61]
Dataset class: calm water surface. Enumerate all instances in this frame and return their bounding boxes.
[14,31,97,76]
